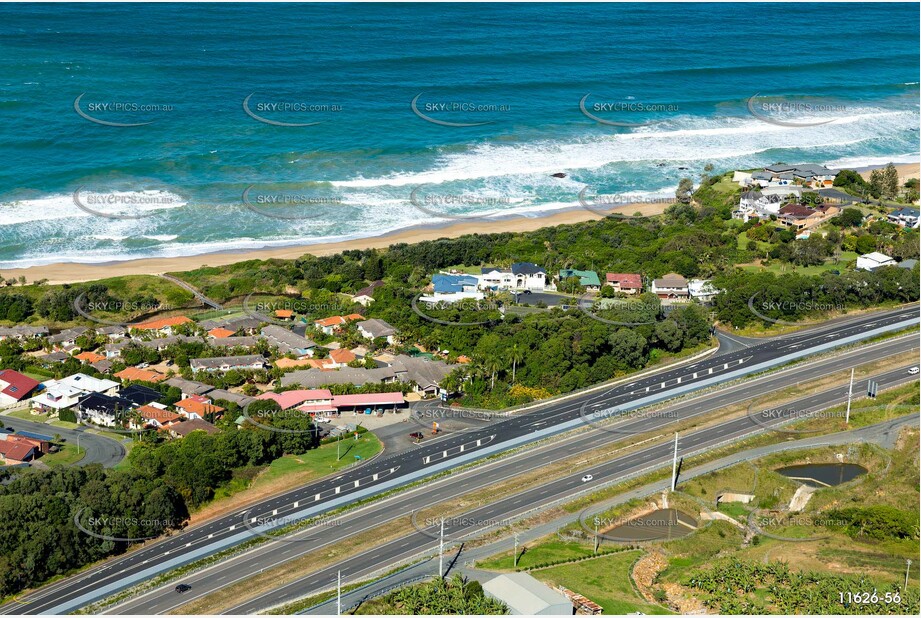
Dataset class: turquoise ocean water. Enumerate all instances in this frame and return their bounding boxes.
[0,2,918,267]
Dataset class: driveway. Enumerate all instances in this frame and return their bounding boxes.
[0,415,127,468]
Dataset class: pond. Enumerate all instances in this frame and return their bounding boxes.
[600,508,698,542]
[775,463,868,488]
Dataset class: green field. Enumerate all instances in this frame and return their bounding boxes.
[41,442,86,467]
[530,550,670,615]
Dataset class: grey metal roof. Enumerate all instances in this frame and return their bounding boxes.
[261,325,316,354]
[279,366,397,388]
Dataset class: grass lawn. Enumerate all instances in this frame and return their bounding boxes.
[200,432,384,516]
[49,420,79,430]
[5,408,50,422]
[252,433,383,491]
[531,550,670,615]
[477,539,600,571]
[41,442,86,466]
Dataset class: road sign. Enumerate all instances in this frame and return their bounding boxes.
[866,380,878,398]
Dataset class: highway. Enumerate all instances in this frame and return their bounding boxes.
[2,305,917,614]
[109,333,917,613]
[225,358,917,615]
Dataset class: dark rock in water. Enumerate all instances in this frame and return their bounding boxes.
[656,162,666,167]
[678,166,689,170]
[551,172,567,178]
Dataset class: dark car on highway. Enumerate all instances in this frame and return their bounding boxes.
[175,584,191,593]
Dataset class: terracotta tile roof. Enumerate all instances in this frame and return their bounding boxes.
[137,405,181,424]
[314,316,346,328]
[207,327,236,338]
[605,273,643,288]
[275,357,319,369]
[133,316,192,331]
[275,309,294,318]
[0,440,35,462]
[329,349,357,364]
[114,367,166,383]
[75,351,106,363]
[175,397,225,417]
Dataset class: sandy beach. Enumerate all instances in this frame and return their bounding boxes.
[4,162,917,286]
[2,201,669,285]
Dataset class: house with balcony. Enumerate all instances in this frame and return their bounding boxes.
[189,355,268,373]
[604,273,643,295]
[651,273,689,299]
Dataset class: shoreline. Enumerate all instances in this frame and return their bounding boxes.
[3,201,669,285]
[4,161,918,286]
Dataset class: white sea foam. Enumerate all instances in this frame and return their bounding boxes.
[0,189,186,226]
[330,108,915,188]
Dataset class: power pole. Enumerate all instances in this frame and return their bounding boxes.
[513,532,520,567]
[593,520,599,554]
[906,559,912,589]
[336,570,341,616]
[671,432,679,491]
[845,368,854,424]
[337,433,341,461]
[438,517,445,579]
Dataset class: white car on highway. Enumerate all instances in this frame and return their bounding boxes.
[581,474,593,483]
[909,367,919,375]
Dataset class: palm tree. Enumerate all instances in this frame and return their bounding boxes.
[506,344,524,383]
[483,354,502,391]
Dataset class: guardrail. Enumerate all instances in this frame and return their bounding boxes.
[45,315,919,614]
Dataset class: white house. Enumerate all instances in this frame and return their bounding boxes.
[856,252,897,271]
[688,279,720,303]
[479,262,553,292]
[420,273,485,305]
[356,319,398,344]
[887,207,920,229]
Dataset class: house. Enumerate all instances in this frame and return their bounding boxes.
[274,309,294,321]
[174,395,225,421]
[279,366,398,389]
[688,279,720,303]
[207,327,237,339]
[169,418,220,438]
[328,348,357,368]
[651,273,689,299]
[605,273,643,295]
[258,389,334,410]
[356,319,398,344]
[32,381,84,414]
[131,315,192,335]
[119,384,163,407]
[482,572,573,616]
[261,325,317,357]
[274,357,321,369]
[421,273,484,305]
[0,440,38,465]
[0,369,40,405]
[137,334,199,351]
[164,377,215,398]
[76,392,135,427]
[105,340,133,359]
[47,327,89,348]
[205,388,257,407]
[74,351,106,364]
[888,207,920,229]
[209,336,260,349]
[777,203,826,231]
[200,315,263,334]
[758,164,838,189]
[313,314,364,336]
[190,355,267,373]
[352,280,384,306]
[856,252,897,271]
[479,262,553,292]
[59,373,119,396]
[98,325,127,339]
[390,354,453,397]
[0,325,49,341]
[36,351,69,365]
[91,359,113,374]
[1,432,50,456]
[327,391,404,414]
[135,404,181,429]
[558,269,601,292]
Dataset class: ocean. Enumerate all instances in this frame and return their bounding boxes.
[0,2,918,268]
